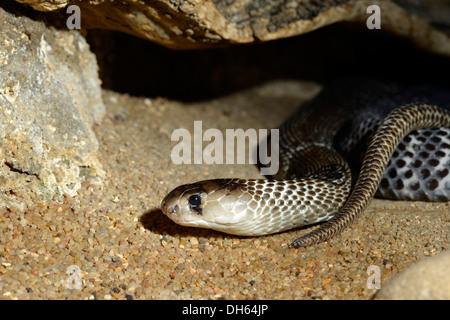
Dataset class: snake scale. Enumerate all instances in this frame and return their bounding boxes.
[161,78,450,247]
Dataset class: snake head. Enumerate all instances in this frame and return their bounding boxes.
[161,178,255,235]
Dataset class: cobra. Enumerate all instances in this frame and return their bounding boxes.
[161,78,450,247]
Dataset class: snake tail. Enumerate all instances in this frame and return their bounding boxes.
[290,103,450,248]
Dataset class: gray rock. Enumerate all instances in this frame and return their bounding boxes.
[374,251,450,300]
[0,7,105,204]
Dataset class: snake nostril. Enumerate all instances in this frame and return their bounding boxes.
[173,204,179,215]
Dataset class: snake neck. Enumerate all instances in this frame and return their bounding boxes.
[234,173,352,236]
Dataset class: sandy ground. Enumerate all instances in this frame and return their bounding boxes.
[0,80,448,300]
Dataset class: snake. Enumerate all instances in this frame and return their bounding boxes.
[161,77,450,247]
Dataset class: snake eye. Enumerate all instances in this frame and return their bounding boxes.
[188,194,202,207]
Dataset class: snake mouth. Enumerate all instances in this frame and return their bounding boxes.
[161,191,205,225]
[161,205,224,230]
[171,219,221,229]
[161,199,182,220]
[160,195,175,214]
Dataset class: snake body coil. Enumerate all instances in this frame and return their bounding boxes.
[161,78,450,247]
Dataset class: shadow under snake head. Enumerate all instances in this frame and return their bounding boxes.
[161,179,258,235]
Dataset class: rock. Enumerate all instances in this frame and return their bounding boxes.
[0,6,105,206]
[13,0,450,53]
[374,251,450,300]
